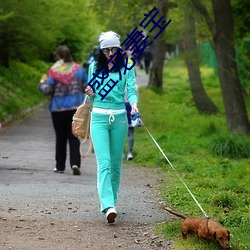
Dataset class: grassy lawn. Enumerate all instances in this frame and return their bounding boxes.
[128,58,250,250]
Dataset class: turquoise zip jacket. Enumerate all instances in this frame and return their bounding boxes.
[87,62,138,110]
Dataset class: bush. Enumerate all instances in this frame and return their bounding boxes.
[0,60,48,122]
[210,135,250,159]
[210,191,237,209]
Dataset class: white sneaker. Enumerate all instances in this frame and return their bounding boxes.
[53,168,64,173]
[72,165,81,175]
[127,152,133,160]
[105,207,117,223]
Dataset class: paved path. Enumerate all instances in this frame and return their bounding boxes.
[135,68,149,88]
[0,106,164,224]
[0,68,153,224]
[0,71,174,249]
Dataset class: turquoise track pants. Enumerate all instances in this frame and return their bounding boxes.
[90,111,128,212]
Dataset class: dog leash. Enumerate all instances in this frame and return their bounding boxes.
[139,118,209,218]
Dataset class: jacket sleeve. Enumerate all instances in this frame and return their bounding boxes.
[75,67,88,86]
[39,77,56,95]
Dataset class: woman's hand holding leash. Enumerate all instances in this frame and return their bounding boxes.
[85,86,95,97]
[131,103,138,116]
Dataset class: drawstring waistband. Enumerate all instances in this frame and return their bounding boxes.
[109,112,115,124]
[92,107,125,124]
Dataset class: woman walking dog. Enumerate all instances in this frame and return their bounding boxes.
[85,31,138,223]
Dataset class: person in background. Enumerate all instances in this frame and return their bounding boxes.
[124,51,139,161]
[87,46,99,70]
[125,101,135,160]
[143,46,152,74]
[39,45,87,175]
[82,60,89,74]
[85,31,138,223]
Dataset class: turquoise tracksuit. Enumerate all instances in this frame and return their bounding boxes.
[88,62,137,212]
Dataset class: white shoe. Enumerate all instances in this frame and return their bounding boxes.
[72,165,81,175]
[105,207,117,223]
[53,168,64,173]
[127,152,133,160]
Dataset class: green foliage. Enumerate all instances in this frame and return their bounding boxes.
[233,0,250,98]
[0,0,99,66]
[173,0,212,44]
[232,0,250,39]
[129,58,250,249]
[163,0,184,44]
[0,60,49,122]
[92,0,154,41]
[210,135,250,159]
[210,191,238,209]
[236,37,250,95]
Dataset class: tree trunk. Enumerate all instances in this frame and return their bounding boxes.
[184,4,218,114]
[191,0,250,134]
[148,39,166,89]
[148,0,169,90]
[212,0,250,134]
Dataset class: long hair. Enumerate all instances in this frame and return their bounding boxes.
[96,49,125,73]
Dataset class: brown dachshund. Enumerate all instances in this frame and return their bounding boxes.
[162,207,231,249]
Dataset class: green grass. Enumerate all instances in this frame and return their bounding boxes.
[0,60,50,123]
[129,58,250,250]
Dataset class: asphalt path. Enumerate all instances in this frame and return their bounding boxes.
[0,69,172,249]
[0,106,165,222]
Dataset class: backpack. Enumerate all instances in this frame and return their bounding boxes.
[72,95,93,158]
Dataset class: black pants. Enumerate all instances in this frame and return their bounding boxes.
[127,127,134,152]
[51,110,80,171]
[144,59,151,74]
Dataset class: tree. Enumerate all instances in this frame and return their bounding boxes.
[0,0,98,66]
[184,1,218,114]
[91,0,154,41]
[232,0,250,39]
[0,0,58,66]
[92,0,179,91]
[191,0,250,134]
[148,0,176,90]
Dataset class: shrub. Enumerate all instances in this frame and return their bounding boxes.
[210,135,250,159]
[210,191,237,209]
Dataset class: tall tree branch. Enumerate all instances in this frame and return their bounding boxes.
[190,0,216,37]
